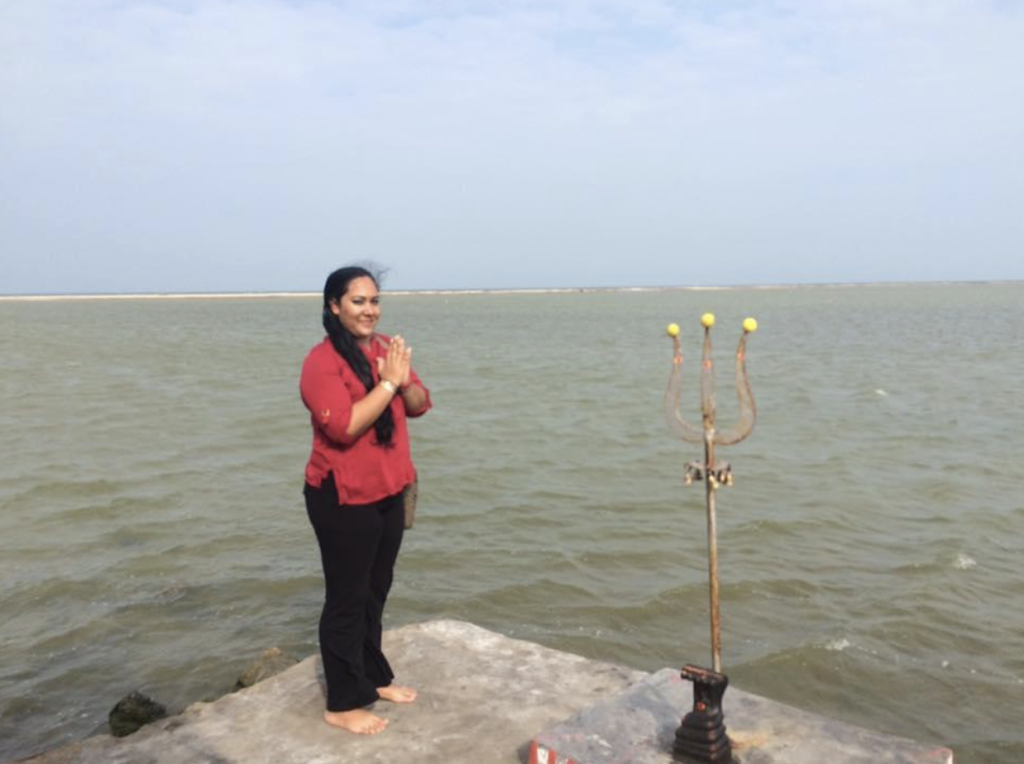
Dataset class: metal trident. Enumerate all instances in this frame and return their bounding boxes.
[665,314,758,673]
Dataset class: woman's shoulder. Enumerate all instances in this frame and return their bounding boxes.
[303,337,341,369]
[305,336,332,355]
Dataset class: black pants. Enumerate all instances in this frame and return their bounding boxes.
[305,475,405,712]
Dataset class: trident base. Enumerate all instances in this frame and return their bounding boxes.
[673,664,732,763]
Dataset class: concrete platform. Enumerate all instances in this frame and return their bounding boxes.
[13,620,954,764]
[15,620,643,764]
[530,667,954,764]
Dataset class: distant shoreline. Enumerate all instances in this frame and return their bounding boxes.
[0,286,734,302]
[0,280,1018,302]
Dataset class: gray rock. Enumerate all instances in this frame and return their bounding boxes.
[233,647,298,691]
[14,621,953,764]
[107,691,167,738]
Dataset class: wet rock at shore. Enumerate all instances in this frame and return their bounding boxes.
[233,647,298,691]
[108,691,167,737]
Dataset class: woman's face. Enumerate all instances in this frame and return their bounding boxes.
[330,276,380,343]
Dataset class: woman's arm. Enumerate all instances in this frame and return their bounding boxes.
[344,381,399,438]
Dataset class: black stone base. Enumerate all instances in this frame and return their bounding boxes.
[673,664,732,763]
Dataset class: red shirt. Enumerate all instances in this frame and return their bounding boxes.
[300,335,431,505]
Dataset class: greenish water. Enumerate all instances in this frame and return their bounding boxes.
[1,284,1022,762]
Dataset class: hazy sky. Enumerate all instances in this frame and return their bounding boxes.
[2,0,1022,294]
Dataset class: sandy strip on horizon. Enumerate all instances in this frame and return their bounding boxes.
[0,281,1010,302]
[0,292,318,302]
[0,286,765,302]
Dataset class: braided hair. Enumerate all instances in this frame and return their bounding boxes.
[321,266,395,448]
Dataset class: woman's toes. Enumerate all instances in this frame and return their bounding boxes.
[323,709,389,734]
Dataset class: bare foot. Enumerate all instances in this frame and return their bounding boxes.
[377,684,417,703]
[323,709,389,734]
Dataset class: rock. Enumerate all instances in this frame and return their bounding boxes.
[108,691,167,737]
[233,647,298,691]
[13,622,953,764]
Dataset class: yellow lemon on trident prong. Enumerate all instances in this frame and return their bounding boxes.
[743,317,758,333]
[666,323,680,337]
[701,313,715,328]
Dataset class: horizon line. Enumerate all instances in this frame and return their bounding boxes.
[0,278,1020,302]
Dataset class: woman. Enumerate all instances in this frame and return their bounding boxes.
[300,266,431,735]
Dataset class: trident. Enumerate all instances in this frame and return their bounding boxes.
[665,313,758,672]
[665,314,757,764]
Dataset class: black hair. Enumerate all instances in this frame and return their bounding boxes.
[321,265,394,448]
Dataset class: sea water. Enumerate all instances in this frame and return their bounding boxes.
[1,283,1022,762]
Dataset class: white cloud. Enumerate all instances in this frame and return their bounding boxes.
[1,0,1022,292]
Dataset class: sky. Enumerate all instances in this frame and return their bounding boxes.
[1,0,1022,294]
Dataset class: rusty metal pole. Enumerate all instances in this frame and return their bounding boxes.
[704,430,722,673]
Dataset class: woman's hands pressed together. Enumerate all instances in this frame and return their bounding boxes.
[377,335,412,389]
[343,334,427,438]
[377,335,430,415]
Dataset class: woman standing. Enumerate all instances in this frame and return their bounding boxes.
[300,266,431,734]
